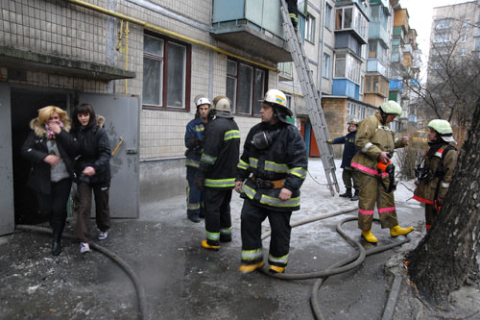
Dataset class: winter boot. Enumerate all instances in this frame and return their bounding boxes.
[51,223,64,256]
[339,188,352,198]
[238,261,265,274]
[390,225,414,237]
[201,240,219,251]
[188,213,201,223]
[350,189,359,201]
[361,230,378,244]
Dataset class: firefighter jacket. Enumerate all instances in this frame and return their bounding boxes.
[413,141,458,204]
[351,113,406,177]
[185,118,206,168]
[236,121,308,212]
[332,130,359,168]
[197,115,240,189]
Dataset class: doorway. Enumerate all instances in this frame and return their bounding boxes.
[11,88,69,224]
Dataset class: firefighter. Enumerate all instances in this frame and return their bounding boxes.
[351,101,414,243]
[413,119,458,232]
[184,96,211,223]
[195,97,240,250]
[328,117,360,201]
[287,0,299,29]
[235,89,308,274]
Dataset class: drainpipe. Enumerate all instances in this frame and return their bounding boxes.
[318,0,326,105]
[65,0,279,72]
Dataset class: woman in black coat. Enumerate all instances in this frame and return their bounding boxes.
[72,103,112,254]
[21,106,76,256]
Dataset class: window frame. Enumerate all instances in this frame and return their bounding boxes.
[322,53,331,79]
[305,13,316,44]
[325,3,333,31]
[226,58,268,117]
[142,33,191,111]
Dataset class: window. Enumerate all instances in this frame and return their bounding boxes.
[305,14,315,43]
[461,33,468,42]
[226,59,267,116]
[334,53,361,84]
[360,76,364,95]
[278,62,293,79]
[348,102,368,120]
[475,38,480,51]
[434,31,451,43]
[142,34,190,110]
[460,48,467,56]
[462,19,471,28]
[322,53,331,79]
[325,3,333,30]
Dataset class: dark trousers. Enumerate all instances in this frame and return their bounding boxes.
[241,199,292,267]
[204,188,232,246]
[186,166,203,218]
[425,204,436,232]
[76,182,111,243]
[36,178,72,239]
[342,167,359,191]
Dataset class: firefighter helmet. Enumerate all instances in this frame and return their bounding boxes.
[261,89,293,116]
[379,101,402,115]
[196,97,211,107]
[212,97,231,112]
[428,119,455,142]
[193,94,207,106]
[348,117,359,125]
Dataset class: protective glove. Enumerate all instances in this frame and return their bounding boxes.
[327,139,333,144]
[434,198,443,212]
[194,177,204,190]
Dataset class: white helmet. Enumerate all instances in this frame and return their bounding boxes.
[193,94,207,106]
[348,117,359,125]
[379,100,402,115]
[213,97,231,112]
[428,119,455,142]
[196,97,211,107]
[261,89,292,116]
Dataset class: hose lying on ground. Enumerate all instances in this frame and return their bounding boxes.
[259,210,410,320]
[15,225,149,320]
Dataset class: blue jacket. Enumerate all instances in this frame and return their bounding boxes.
[332,131,359,169]
[185,118,206,168]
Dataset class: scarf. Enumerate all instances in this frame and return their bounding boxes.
[45,121,64,139]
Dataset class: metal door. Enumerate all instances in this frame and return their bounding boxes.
[77,93,140,218]
[0,83,14,235]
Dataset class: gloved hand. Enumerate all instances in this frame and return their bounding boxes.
[327,139,333,144]
[434,198,443,212]
[194,177,204,190]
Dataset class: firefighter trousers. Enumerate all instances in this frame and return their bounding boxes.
[186,166,204,218]
[357,172,398,231]
[204,188,232,246]
[240,199,292,267]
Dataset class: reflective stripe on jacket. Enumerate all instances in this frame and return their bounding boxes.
[185,118,206,168]
[351,113,406,177]
[236,121,308,211]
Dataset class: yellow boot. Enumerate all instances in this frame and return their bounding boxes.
[361,230,378,243]
[238,261,264,273]
[201,240,220,251]
[390,225,414,237]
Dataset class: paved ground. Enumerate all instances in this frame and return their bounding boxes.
[1,159,478,319]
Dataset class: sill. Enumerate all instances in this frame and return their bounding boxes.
[142,105,188,112]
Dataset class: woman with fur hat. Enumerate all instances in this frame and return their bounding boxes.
[21,106,77,256]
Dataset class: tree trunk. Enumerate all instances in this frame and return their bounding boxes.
[407,99,480,301]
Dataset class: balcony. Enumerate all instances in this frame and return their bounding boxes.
[403,44,412,54]
[365,74,389,98]
[389,79,403,92]
[335,4,369,44]
[366,59,387,76]
[369,22,390,47]
[211,0,296,62]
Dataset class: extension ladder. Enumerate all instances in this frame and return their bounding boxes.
[280,0,339,196]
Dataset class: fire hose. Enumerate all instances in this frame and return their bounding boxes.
[259,209,409,320]
[15,225,149,320]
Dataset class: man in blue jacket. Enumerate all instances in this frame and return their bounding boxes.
[184,96,210,223]
[328,117,360,201]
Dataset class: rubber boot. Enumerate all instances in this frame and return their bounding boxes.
[238,261,265,273]
[269,265,285,274]
[201,240,219,251]
[350,189,359,201]
[339,188,352,198]
[361,230,378,244]
[390,225,414,237]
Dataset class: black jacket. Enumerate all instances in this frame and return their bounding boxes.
[73,116,111,185]
[236,121,308,211]
[332,131,359,168]
[21,119,76,195]
[197,115,240,189]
